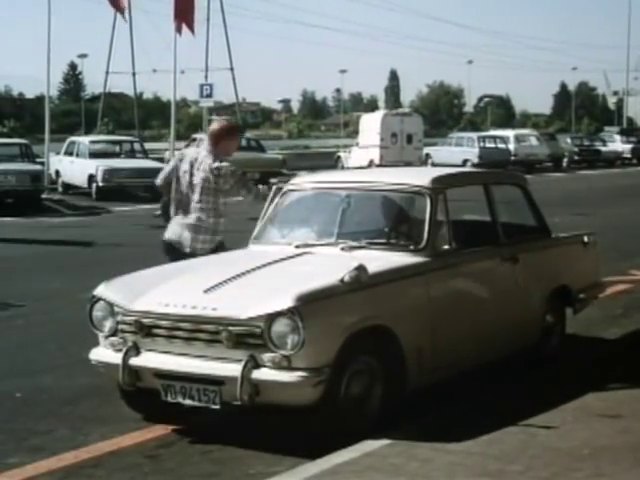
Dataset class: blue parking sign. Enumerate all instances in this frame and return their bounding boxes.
[199,83,214,99]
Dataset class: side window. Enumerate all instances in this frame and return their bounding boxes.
[491,184,548,242]
[432,194,452,251]
[444,185,499,250]
[406,133,414,146]
[466,137,477,148]
[77,143,89,159]
[453,136,466,148]
[62,141,77,156]
[445,137,455,147]
[390,132,399,145]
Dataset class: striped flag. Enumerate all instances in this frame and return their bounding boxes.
[174,0,195,36]
[107,0,127,18]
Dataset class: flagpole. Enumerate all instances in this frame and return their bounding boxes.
[219,0,242,124]
[128,0,141,138]
[202,0,212,132]
[97,11,118,132]
[44,0,52,192]
[169,29,178,162]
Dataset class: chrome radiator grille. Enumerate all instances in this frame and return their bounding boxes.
[117,313,265,348]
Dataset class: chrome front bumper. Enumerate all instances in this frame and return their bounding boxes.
[89,345,329,407]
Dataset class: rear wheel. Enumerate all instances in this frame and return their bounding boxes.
[462,159,471,168]
[535,297,567,360]
[336,157,345,169]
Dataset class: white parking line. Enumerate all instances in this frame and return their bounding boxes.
[266,439,392,480]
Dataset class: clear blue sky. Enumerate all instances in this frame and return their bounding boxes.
[1,0,638,113]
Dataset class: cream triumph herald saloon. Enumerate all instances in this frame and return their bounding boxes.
[88,167,603,427]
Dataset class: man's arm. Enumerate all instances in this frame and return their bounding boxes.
[155,155,180,192]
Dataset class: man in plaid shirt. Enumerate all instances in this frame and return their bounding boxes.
[163,121,259,261]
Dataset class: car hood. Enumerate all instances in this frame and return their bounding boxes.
[94,247,425,318]
[0,162,43,173]
[91,159,162,169]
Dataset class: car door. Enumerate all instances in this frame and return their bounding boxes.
[489,183,557,348]
[73,142,92,186]
[59,141,78,185]
[452,135,467,165]
[425,185,525,374]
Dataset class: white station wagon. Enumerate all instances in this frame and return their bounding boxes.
[88,167,603,428]
[50,135,162,200]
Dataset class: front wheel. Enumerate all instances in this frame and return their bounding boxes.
[323,337,400,434]
[56,174,69,194]
[90,178,104,201]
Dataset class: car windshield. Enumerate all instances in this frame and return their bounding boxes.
[514,134,541,146]
[570,136,593,146]
[252,188,428,249]
[622,136,638,145]
[0,143,35,163]
[88,141,149,159]
[239,137,266,153]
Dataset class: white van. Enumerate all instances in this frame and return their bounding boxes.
[337,109,424,168]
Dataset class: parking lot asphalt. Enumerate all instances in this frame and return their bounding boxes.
[1,166,639,479]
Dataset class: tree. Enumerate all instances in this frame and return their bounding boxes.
[473,94,516,128]
[331,88,345,114]
[596,93,614,127]
[363,94,379,112]
[574,81,600,127]
[57,60,86,103]
[550,81,572,127]
[384,69,402,109]
[347,92,365,113]
[411,81,465,134]
[297,89,331,120]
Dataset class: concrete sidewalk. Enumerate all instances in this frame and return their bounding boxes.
[271,387,640,480]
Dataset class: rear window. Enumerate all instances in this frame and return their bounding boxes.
[478,136,508,148]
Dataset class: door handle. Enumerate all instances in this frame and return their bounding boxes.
[501,254,520,265]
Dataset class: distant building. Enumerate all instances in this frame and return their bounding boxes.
[210,100,276,127]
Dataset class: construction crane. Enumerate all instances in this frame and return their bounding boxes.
[603,71,621,127]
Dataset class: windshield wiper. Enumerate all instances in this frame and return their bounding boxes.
[293,240,359,249]
[339,239,417,251]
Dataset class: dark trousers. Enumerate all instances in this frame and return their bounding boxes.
[163,240,227,263]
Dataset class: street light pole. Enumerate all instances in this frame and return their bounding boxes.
[77,53,89,134]
[571,66,578,133]
[44,0,52,191]
[466,59,474,112]
[338,69,348,138]
[623,0,632,127]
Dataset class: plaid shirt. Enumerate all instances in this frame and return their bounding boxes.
[181,149,255,254]
[155,148,199,217]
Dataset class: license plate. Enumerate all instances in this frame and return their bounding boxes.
[158,381,221,409]
[0,175,17,185]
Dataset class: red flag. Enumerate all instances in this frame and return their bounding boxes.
[174,0,195,36]
[107,0,127,18]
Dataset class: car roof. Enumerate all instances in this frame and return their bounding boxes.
[449,132,505,137]
[0,138,30,144]
[487,129,539,135]
[67,135,140,143]
[288,167,528,189]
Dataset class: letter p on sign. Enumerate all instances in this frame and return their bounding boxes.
[199,83,214,106]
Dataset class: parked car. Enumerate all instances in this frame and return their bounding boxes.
[49,135,163,201]
[87,167,603,429]
[555,134,605,167]
[539,132,569,171]
[336,109,424,168]
[0,138,45,207]
[591,136,623,164]
[165,133,287,184]
[423,132,511,168]
[599,130,639,164]
[487,129,551,173]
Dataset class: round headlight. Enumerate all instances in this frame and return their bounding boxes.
[267,312,304,355]
[89,299,117,336]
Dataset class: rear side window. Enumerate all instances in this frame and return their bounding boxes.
[466,137,477,148]
[443,185,499,249]
[491,184,548,241]
[453,137,466,148]
[515,134,542,146]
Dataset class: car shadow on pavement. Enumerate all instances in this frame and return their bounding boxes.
[389,329,640,444]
